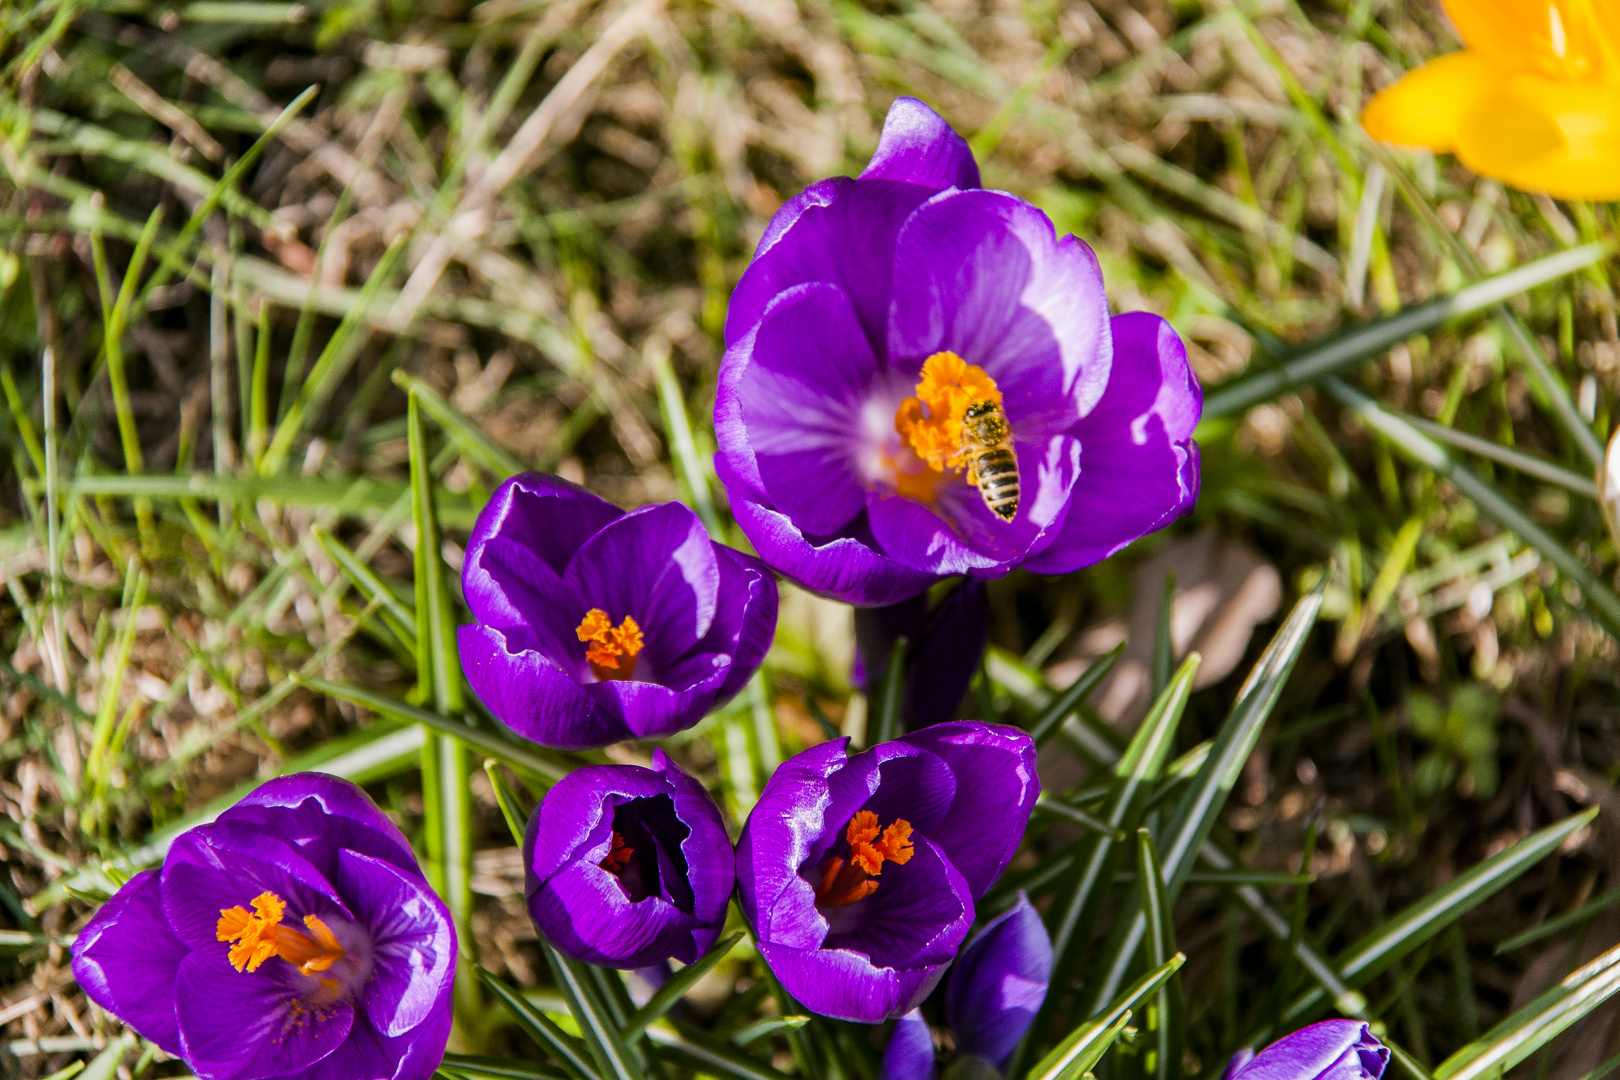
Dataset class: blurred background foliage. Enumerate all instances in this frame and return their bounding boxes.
[4,0,1620,1076]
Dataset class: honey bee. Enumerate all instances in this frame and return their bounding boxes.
[961,399,1019,520]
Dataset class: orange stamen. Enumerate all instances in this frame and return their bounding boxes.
[576,609,644,681]
[814,812,916,908]
[894,352,1003,474]
[216,891,347,976]
[600,831,634,874]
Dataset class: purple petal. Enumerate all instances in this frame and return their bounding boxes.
[860,97,980,192]
[565,502,720,665]
[867,434,1080,574]
[160,827,349,951]
[458,624,626,749]
[737,739,851,946]
[818,834,972,970]
[887,189,1112,438]
[723,283,881,535]
[757,940,952,1025]
[882,1010,938,1080]
[1231,1022,1390,1080]
[724,178,939,353]
[722,468,939,607]
[582,669,725,740]
[1023,313,1202,575]
[907,578,988,729]
[1221,1050,1258,1080]
[465,535,586,669]
[463,474,620,625]
[223,774,422,883]
[338,851,456,1038]
[896,722,1039,897]
[175,950,353,1080]
[653,749,736,936]
[69,871,186,1055]
[946,893,1051,1069]
[280,1007,451,1080]
[704,546,779,702]
[526,758,732,967]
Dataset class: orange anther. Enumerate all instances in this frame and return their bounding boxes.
[600,831,634,874]
[576,609,645,681]
[216,890,347,977]
[815,813,916,908]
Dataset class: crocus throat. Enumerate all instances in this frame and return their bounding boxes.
[216,891,347,977]
[576,609,644,681]
[814,811,914,908]
[600,831,634,874]
[895,352,1003,478]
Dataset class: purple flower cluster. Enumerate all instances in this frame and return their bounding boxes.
[72,775,455,1080]
[71,95,1210,1080]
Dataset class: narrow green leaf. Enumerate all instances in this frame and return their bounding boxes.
[86,561,147,800]
[1436,941,1620,1080]
[543,944,646,1080]
[869,635,908,746]
[1027,954,1186,1080]
[731,1017,810,1047]
[649,336,720,536]
[1203,243,1612,417]
[393,370,523,480]
[622,931,745,1043]
[440,1052,569,1080]
[1152,571,1175,699]
[1086,586,1322,1011]
[648,1021,797,1080]
[485,759,531,847]
[1496,885,1620,956]
[1025,641,1124,747]
[295,676,571,781]
[75,1036,132,1080]
[478,968,599,1080]
[1032,796,1124,838]
[1136,829,1182,1080]
[311,525,417,644]
[1283,807,1598,1026]
[1326,377,1620,640]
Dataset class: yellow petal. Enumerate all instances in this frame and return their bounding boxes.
[1443,0,1620,81]
[1456,74,1620,200]
[1361,52,1496,152]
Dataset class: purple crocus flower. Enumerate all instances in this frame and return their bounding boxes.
[736,721,1039,1023]
[459,473,778,750]
[524,750,733,969]
[854,578,989,730]
[715,96,1201,607]
[1221,1021,1391,1080]
[70,774,455,1080]
[878,893,1051,1080]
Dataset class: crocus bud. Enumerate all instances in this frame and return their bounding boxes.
[881,1009,939,1080]
[946,892,1052,1072]
[524,750,734,969]
[854,577,989,730]
[1224,1021,1390,1080]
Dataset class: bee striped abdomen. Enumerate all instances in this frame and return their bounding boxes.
[960,399,1020,521]
[975,447,1020,519]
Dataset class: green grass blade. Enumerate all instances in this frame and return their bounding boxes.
[1496,885,1620,956]
[393,370,523,480]
[731,1017,810,1048]
[1403,414,1596,497]
[311,525,417,644]
[1151,571,1174,699]
[75,1035,132,1080]
[1024,641,1124,747]
[440,1052,569,1080]
[477,968,600,1080]
[868,635,908,746]
[485,759,532,847]
[622,931,745,1043]
[85,561,147,803]
[542,944,646,1080]
[1085,586,1323,1012]
[649,336,720,536]
[295,676,570,782]
[1203,243,1612,418]
[1435,941,1620,1080]
[1027,954,1186,1080]
[1032,796,1123,838]
[1282,807,1598,1026]
[1136,829,1183,1080]
[648,1021,796,1080]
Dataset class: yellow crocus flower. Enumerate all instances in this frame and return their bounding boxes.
[1361,0,1620,200]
